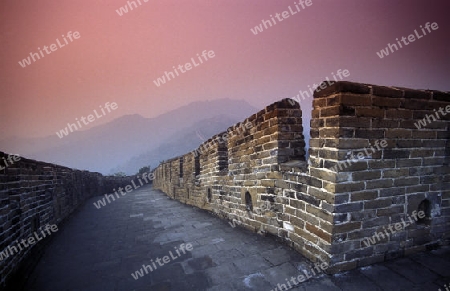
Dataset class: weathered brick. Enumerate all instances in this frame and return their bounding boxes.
[379,187,405,197]
[366,179,393,189]
[405,99,437,110]
[372,97,403,107]
[347,228,377,240]
[372,86,404,98]
[355,129,385,139]
[334,202,363,213]
[290,215,304,229]
[385,129,411,138]
[333,222,362,234]
[314,82,371,98]
[356,108,385,118]
[295,192,320,207]
[413,110,436,119]
[351,191,378,201]
[308,186,336,204]
[364,198,392,210]
[319,128,354,138]
[294,226,318,244]
[385,109,413,119]
[403,88,431,100]
[329,182,365,194]
[336,117,372,128]
[306,222,332,243]
[396,139,423,148]
[382,168,409,178]
[311,109,320,118]
[406,185,429,194]
[396,159,422,167]
[368,160,395,169]
[362,216,390,228]
[352,171,381,181]
[321,105,341,117]
[383,150,410,159]
[313,98,327,108]
[326,93,368,107]
[377,206,404,216]
[310,168,336,183]
[393,177,420,187]
[336,138,370,149]
[336,160,368,172]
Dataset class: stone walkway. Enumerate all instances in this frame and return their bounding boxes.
[24,185,450,291]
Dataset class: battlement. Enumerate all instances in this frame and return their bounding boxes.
[153,81,450,272]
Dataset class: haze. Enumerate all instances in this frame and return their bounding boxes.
[1,0,449,140]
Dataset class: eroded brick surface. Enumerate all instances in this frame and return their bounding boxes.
[153,81,450,273]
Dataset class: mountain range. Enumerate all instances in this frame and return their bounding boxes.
[0,99,258,175]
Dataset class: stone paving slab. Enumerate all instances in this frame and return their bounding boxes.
[22,185,450,291]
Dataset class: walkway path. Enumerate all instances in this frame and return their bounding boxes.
[24,185,450,291]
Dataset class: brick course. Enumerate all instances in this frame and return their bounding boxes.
[154,81,450,272]
[0,152,132,288]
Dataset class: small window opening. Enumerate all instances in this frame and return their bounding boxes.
[417,199,431,224]
[194,155,200,176]
[207,188,212,203]
[179,158,183,178]
[245,192,253,211]
[218,142,228,172]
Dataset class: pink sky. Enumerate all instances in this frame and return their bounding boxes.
[0,0,449,138]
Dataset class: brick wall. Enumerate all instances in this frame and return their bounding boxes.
[153,81,450,272]
[313,82,450,271]
[0,152,132,288]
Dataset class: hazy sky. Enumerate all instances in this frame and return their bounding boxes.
[1,0,449,138]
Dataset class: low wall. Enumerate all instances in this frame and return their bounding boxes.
[0,152,132,289]
[153,81,450,272]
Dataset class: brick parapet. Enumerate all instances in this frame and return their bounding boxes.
[153,81,450,272]
[0,152,134,288]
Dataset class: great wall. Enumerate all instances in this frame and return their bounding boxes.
[0,154,132,288]
[0,80,449,289]
[152,81,450,273]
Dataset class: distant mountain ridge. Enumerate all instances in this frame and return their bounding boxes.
[111,114,240,174]
[0,99,257,174]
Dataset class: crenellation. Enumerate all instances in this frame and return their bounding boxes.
[154,81,450,273]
